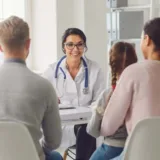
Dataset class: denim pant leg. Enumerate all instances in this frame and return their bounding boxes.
[90,143,123,160]
[110,151,124,160]
[45,151,63,160]
[89,144,107,160]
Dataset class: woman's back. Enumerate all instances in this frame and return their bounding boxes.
[125,60,160,133]
[101,60,160,137]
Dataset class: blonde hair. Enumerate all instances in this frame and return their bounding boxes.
[0,16,29,51]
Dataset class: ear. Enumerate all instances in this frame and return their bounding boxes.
[25,38,31,50]
[144,34,151,46]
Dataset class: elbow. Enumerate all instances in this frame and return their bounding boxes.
[50,140,61,150]
[46,136,62,151]
[100,128,113,137]
[45,142,60,151]
[44,131,62,151]
[52,131,62,149]
[53,133,62,150]
[100,126,110,136]
[100,123,115,137]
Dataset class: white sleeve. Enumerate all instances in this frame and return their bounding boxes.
[42,64,55,82]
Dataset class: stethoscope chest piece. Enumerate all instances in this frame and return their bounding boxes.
[83,87,89,94]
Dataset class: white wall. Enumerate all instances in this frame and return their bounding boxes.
[31,0,57,72]
[83,0,108,82]
[56,0,75,59]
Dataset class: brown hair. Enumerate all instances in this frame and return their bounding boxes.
[109,42,138,87]
[0,16,29,51]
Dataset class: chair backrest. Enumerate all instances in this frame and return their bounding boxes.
[0,121,40,160]
[123,117,160,160]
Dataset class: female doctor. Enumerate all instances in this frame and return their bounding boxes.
[43,28,105,159]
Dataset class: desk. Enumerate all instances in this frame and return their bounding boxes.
[60,107,92,125]
[59,107,103,148]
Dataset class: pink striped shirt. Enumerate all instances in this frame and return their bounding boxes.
[101,60,160,136]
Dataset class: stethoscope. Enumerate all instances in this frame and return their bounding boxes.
[55,55,89,94]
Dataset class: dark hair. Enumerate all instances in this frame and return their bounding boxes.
[62,28,87,52]
[109,42,138,86]
[144,17,160,52]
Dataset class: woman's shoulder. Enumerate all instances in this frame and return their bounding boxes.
[87,58,100,67]
[48,62,57,69]
[123,61,147,75]
[85,57,101,70]
[44,62,58,73]
[42,62,57,80]
[125,61,151,71]
[120,61,150,83]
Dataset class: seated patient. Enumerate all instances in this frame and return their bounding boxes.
[101,17,160,160]
[87,41,137,160]
[0,16,62,160]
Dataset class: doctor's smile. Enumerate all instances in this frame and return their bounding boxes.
[64,35,85,59]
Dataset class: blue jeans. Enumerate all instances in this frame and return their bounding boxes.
[111,151,124,160]
[89,143,123,160]
[45,151,63,160]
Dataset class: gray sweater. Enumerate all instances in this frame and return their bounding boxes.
[87,89,127,147]
[0,59,62,160]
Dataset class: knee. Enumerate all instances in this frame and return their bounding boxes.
[50,151,63,160]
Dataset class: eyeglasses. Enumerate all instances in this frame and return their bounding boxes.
[64,42,85,50]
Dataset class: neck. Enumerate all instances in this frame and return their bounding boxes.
[148,51,160,61]
[66,58,81,70]
[4,51,26,61]
[4,54,26,61]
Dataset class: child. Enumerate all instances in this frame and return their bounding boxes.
[87,41,138,160]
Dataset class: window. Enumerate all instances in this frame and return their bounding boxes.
[0,0,27,65]
[0,0,25,20]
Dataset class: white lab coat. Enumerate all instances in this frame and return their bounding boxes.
[43,56,105,147]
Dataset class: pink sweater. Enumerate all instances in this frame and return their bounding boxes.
[101,60,160,136]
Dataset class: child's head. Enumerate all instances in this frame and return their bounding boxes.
[109,42,138,87]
